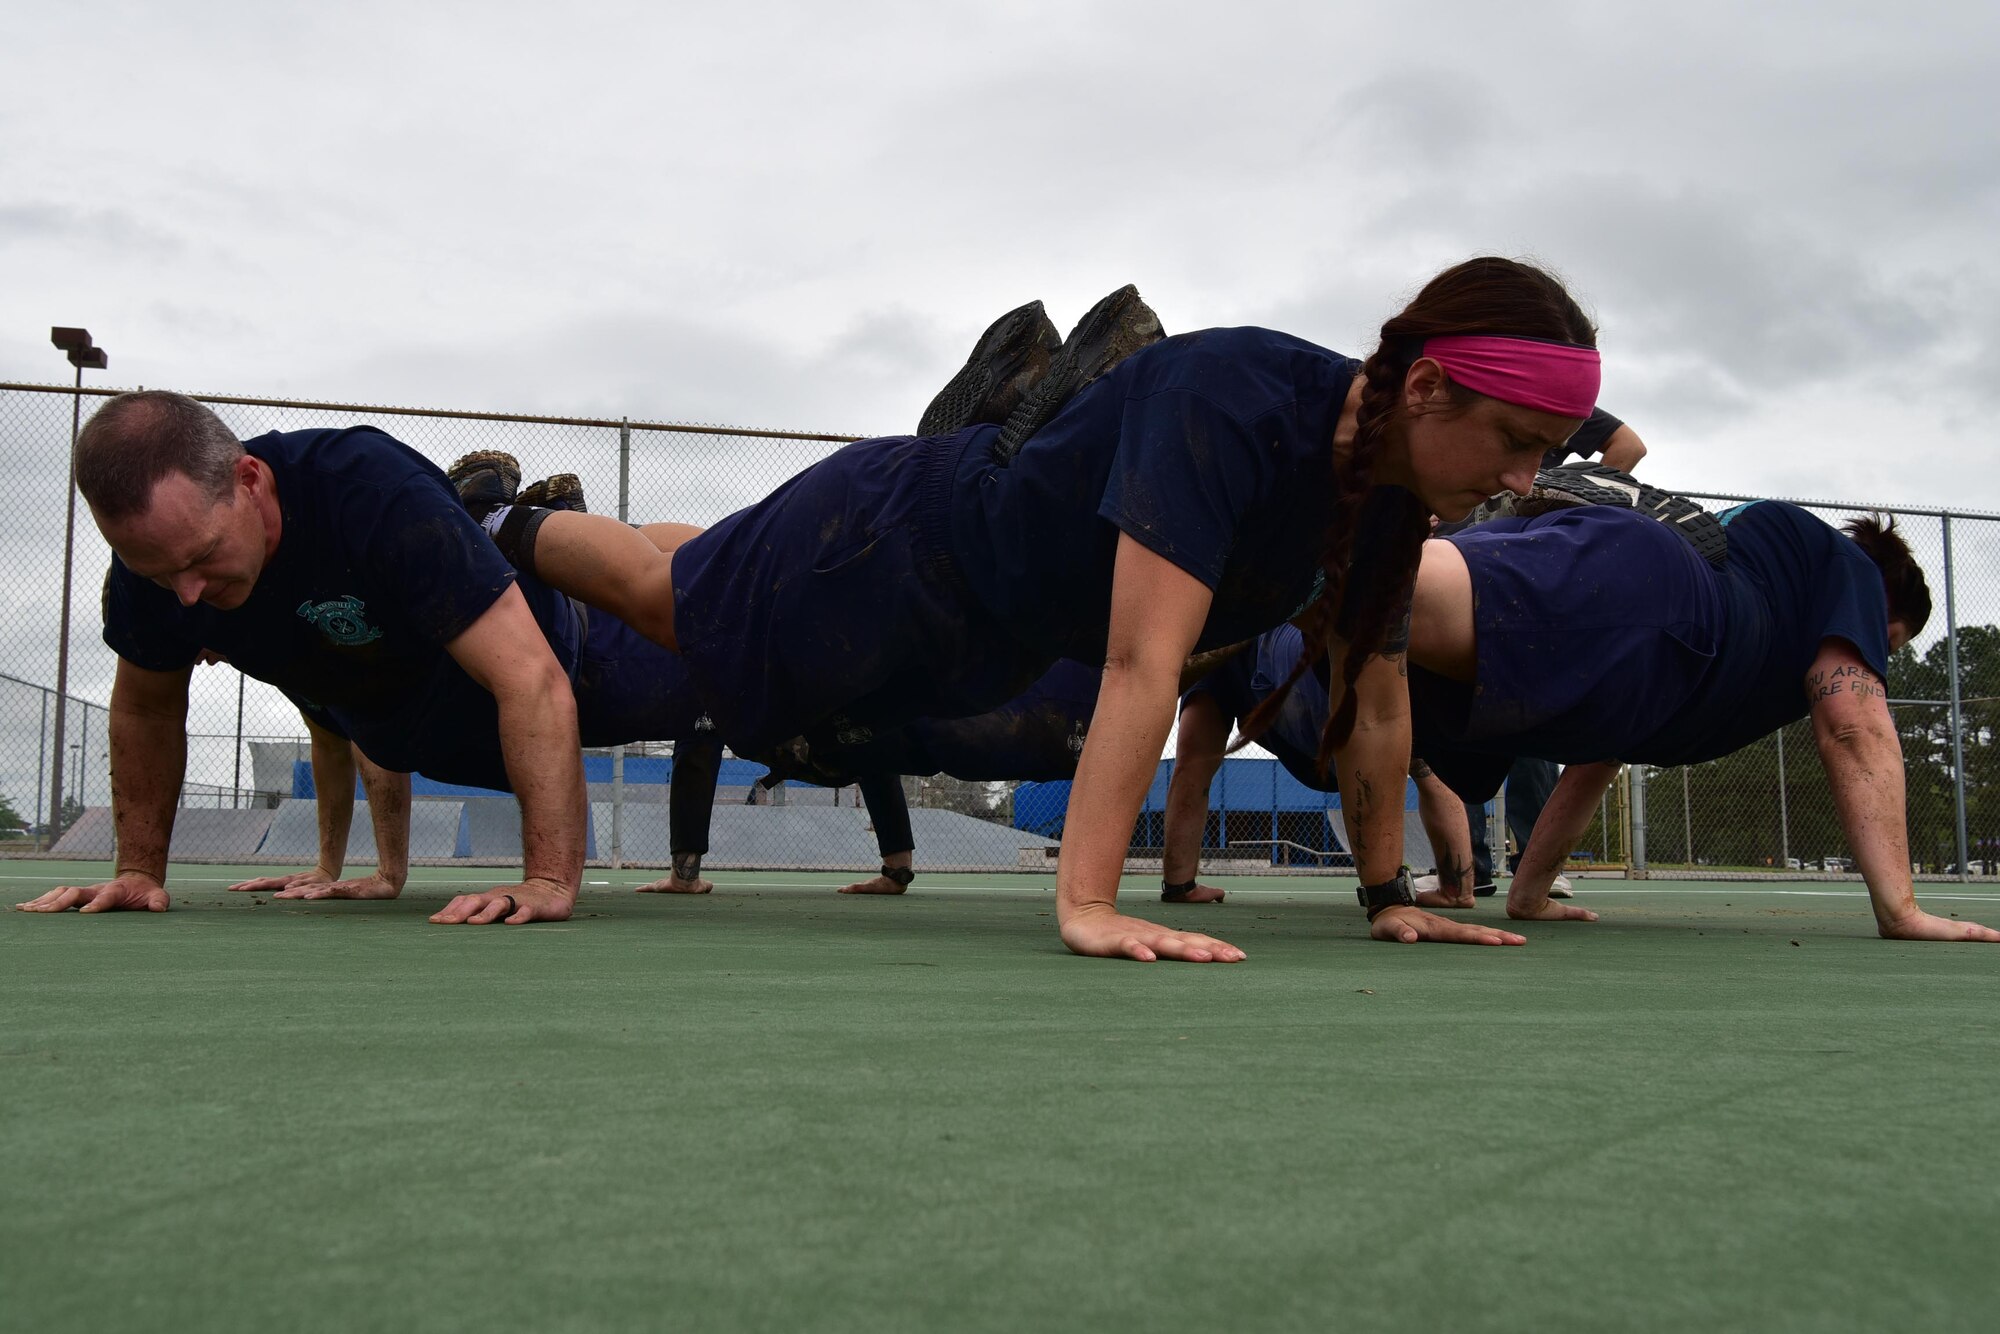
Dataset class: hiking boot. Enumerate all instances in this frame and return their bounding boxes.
[994,285,1165,461]
[518,473,587,513]
[918,300,1062,437]
[447,449,521,522]
[1531,462,1729,567]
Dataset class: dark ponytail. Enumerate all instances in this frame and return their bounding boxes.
[1239,257,1597,776]
[1843,513,1931,636]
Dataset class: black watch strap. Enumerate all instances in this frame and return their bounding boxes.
[880,864,915,887]
[1356,868,1415,921]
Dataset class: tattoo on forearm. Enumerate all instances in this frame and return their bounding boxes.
[1440,852,1471,890]
[1409,757,1434,779]
[1807,665,1887,705]
[673,851,703,882]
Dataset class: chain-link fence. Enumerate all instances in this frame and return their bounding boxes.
[3,381,1995,880]
[1625,493,1999,882]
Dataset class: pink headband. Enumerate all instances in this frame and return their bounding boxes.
[1420,335,1600,418]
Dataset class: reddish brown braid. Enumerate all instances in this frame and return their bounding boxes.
[1237,257,1597,778]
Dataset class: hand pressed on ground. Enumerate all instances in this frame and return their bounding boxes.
[1369,905,1525,945]
[228,868,404,900]
[430,878,572,924]
[1060,904,1246,963]
[15,871,170,914]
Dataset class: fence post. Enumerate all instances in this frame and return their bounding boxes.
[1489,783,1508,881]
[1682,765,1693,869]
[1629,763,1648,878]
[233,670,246,808]
[1776,725,1790,869]
[35,689,48,852]
[609,418,631,870]
[1942,514,1969,882]
[47,370,86,852]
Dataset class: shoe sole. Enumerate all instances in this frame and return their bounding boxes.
[519,474,587,513]
[446,449,522,495]
[1532,462,1728,567]
[995,285,1165,461]
[918,300,1062,438]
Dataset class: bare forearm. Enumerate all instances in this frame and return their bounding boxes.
[109,709,185,883]
[1517,762,1617,880]
[1056,664,1177,922]
[311,734,357,880]
[1817,723,1919,928]
[1162,758,1217,883]
[1333,719,1412,885]
[357,756,411,888]
[1413,764,1474,893]
[498,687,587,895]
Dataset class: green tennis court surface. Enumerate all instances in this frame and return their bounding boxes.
[6,861,1998,1333]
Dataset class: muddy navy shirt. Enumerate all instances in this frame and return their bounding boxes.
[1632,500,1890,765]
[102,426,582,777]
[950,327,1357,663]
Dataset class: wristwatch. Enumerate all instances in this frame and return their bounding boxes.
[1355,868,1415,920]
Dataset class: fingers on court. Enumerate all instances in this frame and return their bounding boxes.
[429,894,480,923]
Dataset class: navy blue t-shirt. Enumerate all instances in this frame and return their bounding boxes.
[1541,407,1625,468]
[950,327,1357,663]
[1633,501,1890,764]
[102,426,582,775]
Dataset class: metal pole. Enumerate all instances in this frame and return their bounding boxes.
[46,366,83,844]
[1776,725,1790,869]
[1682,765,1693,869]
[1629,763,1648,878]
[34,690,48,852]
[609,418,631,870]
[233,671,246,808]
[1489,783,1507,881]
[1600,789,1610,862]
[77,708,89,810]
[1942,514,1970,882]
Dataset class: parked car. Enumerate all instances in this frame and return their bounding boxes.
[1819,856,1851,872]
[1784,857,1803,871]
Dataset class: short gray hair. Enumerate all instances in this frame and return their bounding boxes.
[75,390,244,521]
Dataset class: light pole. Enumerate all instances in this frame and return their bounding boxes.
[45,327,107,848]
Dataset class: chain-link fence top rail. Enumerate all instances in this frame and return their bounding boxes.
[5,382,1997,874]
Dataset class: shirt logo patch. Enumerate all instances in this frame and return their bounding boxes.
[296,595,384,646]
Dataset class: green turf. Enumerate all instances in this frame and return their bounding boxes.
[5,861,1998,1333]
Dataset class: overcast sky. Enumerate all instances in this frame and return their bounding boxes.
[4,1,2000,793]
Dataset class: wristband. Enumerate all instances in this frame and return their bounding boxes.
[1355,868,1415,921]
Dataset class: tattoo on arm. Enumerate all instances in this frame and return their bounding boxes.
[1807,664,1888,705]
[1408,757,1434,779]
[1439,851,1471,891]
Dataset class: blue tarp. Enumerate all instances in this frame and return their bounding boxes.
[294,754,792,799]
[1013,757,1424,840]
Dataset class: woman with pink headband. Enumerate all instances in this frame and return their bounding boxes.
[472,256,1601,962]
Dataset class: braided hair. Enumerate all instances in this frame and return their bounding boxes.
[1239,257,1597,777]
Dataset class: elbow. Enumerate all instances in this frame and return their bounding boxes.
[1814,716,1898,768]
[502,657,579,720]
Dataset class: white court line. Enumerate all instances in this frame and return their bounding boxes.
[7,873,1998,905]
